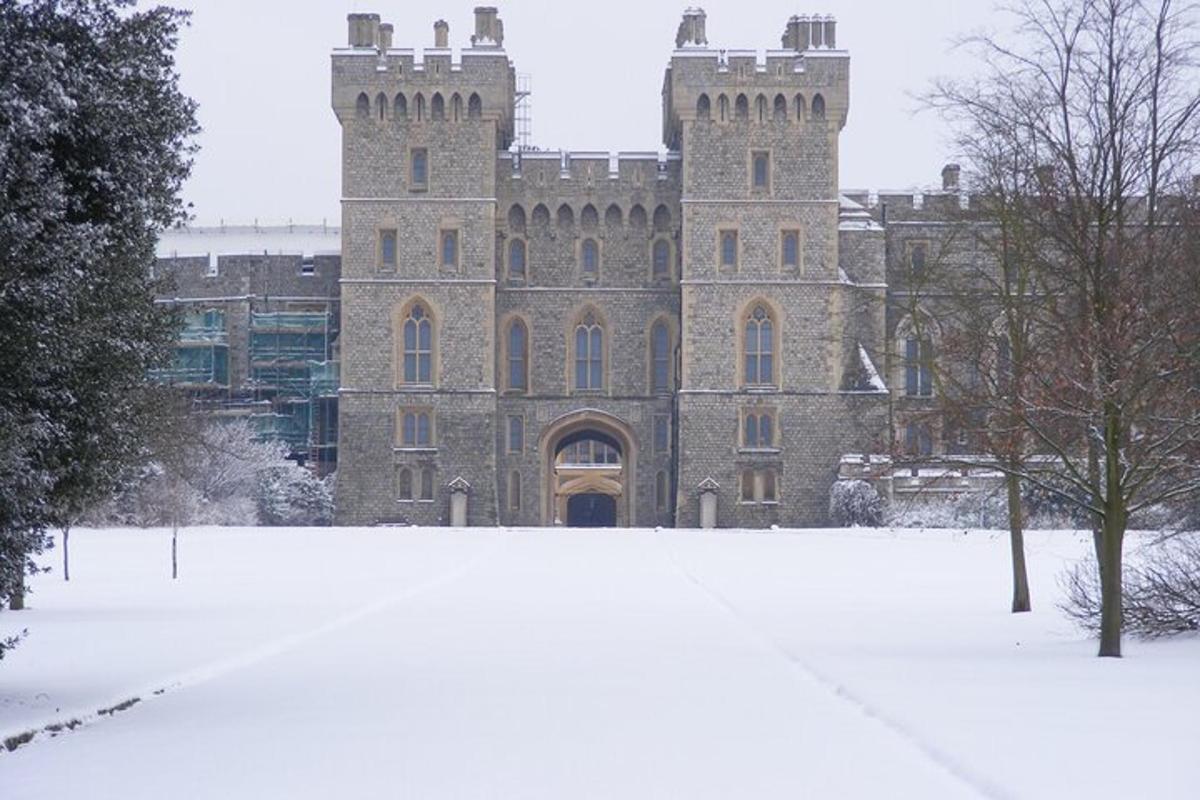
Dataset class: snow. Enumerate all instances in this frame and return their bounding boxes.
[857,343,887,390]
[2,527,1197,798]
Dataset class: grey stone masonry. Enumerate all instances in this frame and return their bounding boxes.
[331,7,903,528]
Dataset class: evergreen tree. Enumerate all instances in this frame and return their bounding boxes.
[0,0,198,655]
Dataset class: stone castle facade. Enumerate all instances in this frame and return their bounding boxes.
[330,7,944,528]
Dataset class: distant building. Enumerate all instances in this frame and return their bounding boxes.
[153,225,341,476]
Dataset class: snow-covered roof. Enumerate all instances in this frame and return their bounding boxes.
[156,225,341,259]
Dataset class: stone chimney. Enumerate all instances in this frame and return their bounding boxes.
[434,20,449,48]
[347,13,380,48]
[942,163,961,191]
[783,15,836,51]
[675,7,708,48]
[378,23,393,51]
[823,16,837,48]
[471,6,504,47]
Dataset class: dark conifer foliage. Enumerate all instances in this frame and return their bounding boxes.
[0,0,199,656]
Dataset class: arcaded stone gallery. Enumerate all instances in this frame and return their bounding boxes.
[328,7,952,528]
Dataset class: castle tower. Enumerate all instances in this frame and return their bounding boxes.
[331,10,515,525]
[666,11,887,526]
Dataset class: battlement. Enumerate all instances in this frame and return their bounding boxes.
[500,150,681,186]
[332,9,516,145]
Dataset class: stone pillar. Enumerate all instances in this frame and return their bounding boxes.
[378,23,393,51]
[434,20,449,48]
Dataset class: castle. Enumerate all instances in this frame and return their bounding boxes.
[332,5,911,529]
[155,7,963,528]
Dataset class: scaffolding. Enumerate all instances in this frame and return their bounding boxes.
[152,309,230,387]
[247,311,339,470]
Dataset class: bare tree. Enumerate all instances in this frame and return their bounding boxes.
[930,0,1200,656]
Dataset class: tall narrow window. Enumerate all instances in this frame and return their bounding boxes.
[410,148,428,189]
[508,470,521,511]
[654,414,670,453]
[910,243,927,277]
[440,229,458,269]
[574,313,603,390]
[762,470,778,502]
[752,152,770,190]
[507,319,528,392]
[508,238,526,280]
[397,467,413,500]
[652,239,671,280]
[581,238,599,278]
[656,471,668,512]
[380,228,397,269]
[781,230,800,270]
[420,467,435,500]
[507,415,524,453]
[904,337,933,397]
[651,321,670,394]
[744,305,775,387]
[402,303,433,384]
[720,230,738,270]
[811,93,826,120]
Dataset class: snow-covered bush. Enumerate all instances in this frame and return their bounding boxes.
[86,419,308,527]
[258,467,334,526]
[829,480,884,527]
[1061,534,1200,638]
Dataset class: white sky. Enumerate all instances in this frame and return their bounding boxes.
[166,1,1000,226]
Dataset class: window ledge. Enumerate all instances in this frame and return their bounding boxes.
[394,447,438,454]
[742,385,779,394]
[396,384,436,392]
[738,447,781,455]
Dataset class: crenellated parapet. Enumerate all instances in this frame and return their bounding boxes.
[662,9,849,148]
[332,9,516,147]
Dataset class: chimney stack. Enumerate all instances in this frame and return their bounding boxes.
[347,13,380,48]
[472,7,503,47]
[378,23,393,51]
[434,20,449,48]
[942,163,961,191]
[675,7,708,48]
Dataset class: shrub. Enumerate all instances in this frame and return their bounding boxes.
[829,480,884,527]
[1061,533,1200,638]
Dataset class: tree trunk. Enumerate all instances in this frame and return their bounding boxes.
[1097,410,1125,658]
[8,587,24,610]
[1098,509,1125,657]
[63,526,70,582]
[171,519,178,581]
[1006,471,1031,612]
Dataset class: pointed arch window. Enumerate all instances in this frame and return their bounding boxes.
[743,305,776,387]
[402,303,433,384]
[652,238,671,280]
[781,230,800,270]
[420,467,435,501]
[697,93,711,120]
[812,93,826,120]
[574,312,604,391]
[507,318,528,392]
[651,321,671,394]
[355,93,370,119]
[396,467,413,500]
[508,238,526,280]
[581,238,599,278]
[904,336,934,397]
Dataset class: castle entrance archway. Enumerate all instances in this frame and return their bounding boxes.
[539,410,637,527]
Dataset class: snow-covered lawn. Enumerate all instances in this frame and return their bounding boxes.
[1,527,1196,799]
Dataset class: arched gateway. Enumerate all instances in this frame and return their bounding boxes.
[539,409,637,527]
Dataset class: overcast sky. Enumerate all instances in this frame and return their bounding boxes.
[165,1,1002,226]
